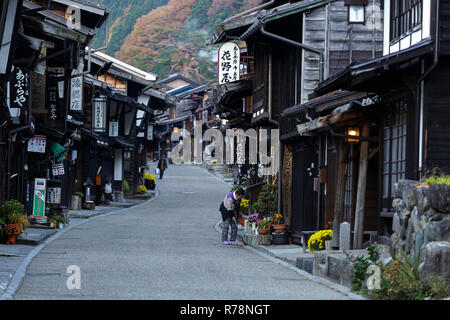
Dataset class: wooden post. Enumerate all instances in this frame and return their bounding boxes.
[353,123,370,249]
[331,139,349,249]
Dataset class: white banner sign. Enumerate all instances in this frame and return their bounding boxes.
[109,121,119,137]
[218,42,240,84]
[70,75,83,111]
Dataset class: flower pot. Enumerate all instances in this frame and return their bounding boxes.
[8,236,15,244]
[272,232,289,245]
[272,224,287,232]
[239,216,246,227]
[257,228,269,235]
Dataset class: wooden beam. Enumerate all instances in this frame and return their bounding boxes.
[353,122,370,249]
[331,139,349,248]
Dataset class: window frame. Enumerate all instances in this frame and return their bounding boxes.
[382,100,408,211]
[390,0,423,43]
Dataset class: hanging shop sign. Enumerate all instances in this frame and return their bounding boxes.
[218,42,240,84]
[9,65,30,119]
[51,163,65,176]
[92,96,107,132]
[27,135,47,153]
[70,74,83,111]
[48,86,59,121]
[47,187,62,204]
[32,178,47,221]
[109,121,119,137]
[147,124,153,141]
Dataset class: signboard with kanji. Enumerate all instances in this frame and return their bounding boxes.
[48,86,59,121]
[92,96,107,132]
[109,121,119,137]
[70,75,83,111]
[218,42,240,84]
[32,178,46,221]
[47,187,62,204]
[27,135,46,153]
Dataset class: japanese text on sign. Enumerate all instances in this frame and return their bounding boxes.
[70,76,83,111]
[218,42,240,84]
[10,65,30,109]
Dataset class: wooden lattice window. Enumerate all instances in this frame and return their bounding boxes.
[382,100,407,210]
[391,0,423,41]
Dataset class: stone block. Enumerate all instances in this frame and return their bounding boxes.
[258,234,272,245]
[392,213,401,233]
[339,222,351,250]
[429,184,450,213]
[297,257,314,274]
[419,241,450,280]
[424,216,450,244]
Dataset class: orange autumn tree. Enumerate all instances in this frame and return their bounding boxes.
[117,0,203,80]
[116,0,265,82]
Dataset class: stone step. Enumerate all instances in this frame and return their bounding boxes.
[16,228,58,245]
[297,257,314,274]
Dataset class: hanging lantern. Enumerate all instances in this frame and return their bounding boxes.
[345,127,360,143]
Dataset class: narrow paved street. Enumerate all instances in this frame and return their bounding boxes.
[13,165,349,300]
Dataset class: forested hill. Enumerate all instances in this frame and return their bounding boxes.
[90,0,264,83]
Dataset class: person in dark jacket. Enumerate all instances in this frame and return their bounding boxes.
[220,188,244,246]
[157,155,168,179]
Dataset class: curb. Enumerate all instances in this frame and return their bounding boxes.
[214,220,366,300]
[0,188,160,300]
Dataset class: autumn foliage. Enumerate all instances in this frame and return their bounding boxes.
[114,0,264,82]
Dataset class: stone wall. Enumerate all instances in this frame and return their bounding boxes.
[391,180,450,279]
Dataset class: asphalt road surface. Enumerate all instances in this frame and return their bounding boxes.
[12,164,349,300]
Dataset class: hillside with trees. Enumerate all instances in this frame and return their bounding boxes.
[90,0,263,83]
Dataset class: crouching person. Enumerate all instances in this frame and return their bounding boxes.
[220,188,244,246]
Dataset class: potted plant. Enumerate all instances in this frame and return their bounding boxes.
[247,213,259,233]
[53,215,67,229]
[271,213,287,232]
[257,219,270,235]
[252,183,278,220]
[5,224,23,244]
[138,185,147,194]
[239,199,249,226]
[307,230,333,253]
[144,173,156,190]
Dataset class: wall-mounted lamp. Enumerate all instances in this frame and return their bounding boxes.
[345,127,360,143]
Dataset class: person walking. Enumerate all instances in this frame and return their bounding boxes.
[157,155,168,179]
[220,188,244,246]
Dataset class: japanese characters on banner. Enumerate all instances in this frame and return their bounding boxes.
[9,65,30,117]
[92,96,107,132]
[27,135,47,153]
[70,75,83,111]
[47,187,62,204]
[48,86,58,121]
[109,121,119,137]
[218,42,240,85]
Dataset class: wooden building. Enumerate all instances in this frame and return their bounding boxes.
[286,0,450,248]
[0,0,108,217]
[212,0,384,240]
